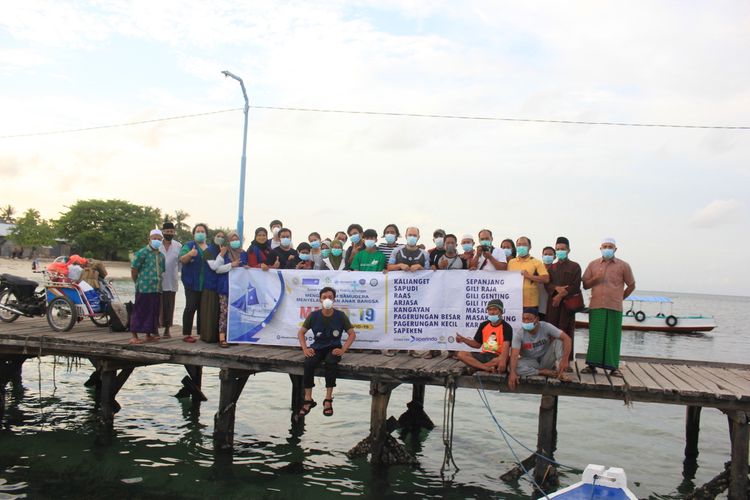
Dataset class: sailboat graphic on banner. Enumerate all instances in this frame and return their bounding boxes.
[228,270,286,343]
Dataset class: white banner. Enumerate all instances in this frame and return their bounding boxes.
[227,269,523,350]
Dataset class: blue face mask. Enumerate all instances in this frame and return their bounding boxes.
[480,239,492,247]
[299,253,311,261]
[310,240,321,249]
[150,239,162,250]
[321,249,331,258]
[280,237,292,247]
[487,314,500,323]
[522,321,536,331]
[385,234,396,244]
[542,255,554,265]
[517,246,529,257]
[462,243,474,253]
[194,232,206,243]
[556,250,568,260]
[601,248,615,260]
[331,248,343,257]
[365,239,377,248]
[503,247,513,258]
[230,240,242,249]
[406,236,418,246]
[349,233,361,244]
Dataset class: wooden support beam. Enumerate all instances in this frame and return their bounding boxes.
[683,406,702,480]
[411,383,425,406]
[397,382,434,432]
[370,381,399,463]
[99,369,117,426]
[176,365,207,403]
[534,395,558,489]
[213,368,251,452]
[728,411,749,500]
[289,374,305,416]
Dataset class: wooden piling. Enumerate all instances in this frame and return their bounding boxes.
[289,374,305,417]
[534,395,558,488]
[370,381,398,463]
[411,383,425,406]
[728,410,749,500]
[99,368,117,426]
[213,368,251,452]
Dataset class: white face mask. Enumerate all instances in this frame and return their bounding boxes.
[272,226,281,236]
[322,298,334,310]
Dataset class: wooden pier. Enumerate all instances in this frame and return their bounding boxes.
[1,317,749,498]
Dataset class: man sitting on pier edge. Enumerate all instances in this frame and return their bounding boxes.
[297,287,357,418]
[508,307,572,390]
[455,299,512,373]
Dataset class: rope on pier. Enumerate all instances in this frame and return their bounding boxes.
[440,376,459,479]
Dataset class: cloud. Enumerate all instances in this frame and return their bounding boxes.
[0,48,50,70]
[692,199,745,228]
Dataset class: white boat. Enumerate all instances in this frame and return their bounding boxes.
[575,295,715,333]
[548,464,638,499]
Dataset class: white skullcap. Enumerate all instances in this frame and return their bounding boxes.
[601,237,616,245]
[461,233,475,241]
[150,229,163,237]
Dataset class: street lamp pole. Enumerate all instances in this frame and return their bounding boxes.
[222,70,249,241]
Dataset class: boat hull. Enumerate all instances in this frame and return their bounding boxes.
[575,313,715,333]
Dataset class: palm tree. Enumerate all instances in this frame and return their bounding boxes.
[1,204,16,223]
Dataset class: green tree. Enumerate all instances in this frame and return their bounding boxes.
[8,209,55,249]
[162,209,192,243]
[56,199,161,260]
[1,204,16,223]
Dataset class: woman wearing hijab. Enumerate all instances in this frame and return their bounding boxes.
[247,227,271,268]
[199,229,225,343]
[179,223,211,343]
[321,239,346,270]
[210,231,248,348]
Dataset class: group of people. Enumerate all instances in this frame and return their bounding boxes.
[129,219,635,416]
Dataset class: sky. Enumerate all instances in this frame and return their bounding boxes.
[0,1,748,296]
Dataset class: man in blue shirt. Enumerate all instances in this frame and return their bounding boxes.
[297,287,357,418]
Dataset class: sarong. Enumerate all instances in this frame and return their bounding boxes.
[199,289,220,343]
[586,308,622,370]
[160,291,176,327]
[218,295,228,334]
[130,292,160,335]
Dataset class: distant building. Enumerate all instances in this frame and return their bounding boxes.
[0,220,69,259]
[0,219,21,258]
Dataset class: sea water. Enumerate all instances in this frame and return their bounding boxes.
[0,286,747,499]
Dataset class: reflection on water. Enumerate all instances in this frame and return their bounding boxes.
[0,290,748,498]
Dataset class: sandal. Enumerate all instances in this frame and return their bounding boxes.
[298,400,317,417]
[580,365,596,374]
[323,398,334,417]
[183,336,197,343]
[609,369,623,378]
[145,335,159,342]
[219,341,230,348]
[128,337,144,345]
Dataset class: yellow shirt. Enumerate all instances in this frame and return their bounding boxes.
[507,256,548,307]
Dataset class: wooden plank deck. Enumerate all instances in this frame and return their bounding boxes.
[1,317,750,411]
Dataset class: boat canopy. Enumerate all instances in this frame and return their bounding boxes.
[627,295,673,303]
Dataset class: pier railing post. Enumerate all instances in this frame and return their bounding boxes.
[214,368,250,452]
[534,395,558,488]
[728,410,749,500]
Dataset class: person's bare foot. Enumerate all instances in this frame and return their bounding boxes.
[145,335,159,342]
[129,337,144,345]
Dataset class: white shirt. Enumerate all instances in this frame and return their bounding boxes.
[159,240,182,292]
[477,247,507,271]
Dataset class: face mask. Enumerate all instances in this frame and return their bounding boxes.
[385,234,396,244]
[517,246,529,257]
[230,240,242,249]
[321,249,331,258]
[322,298,334,310]
[280,237,292,247]
[214,237,225,246]
[331,248,343,257]
[163,234,174,241]
[601,248,615,260]
[445,244,456,253]
[349,233,361,244]
[299,253,311,261]
[503,247,513,258]
[480,239,492,247]
[487,314,500,323]
[406,236,418,246]
[542,255,554,265]
[434,237,444,248]
[194,232,206,243]
[150,239,162,250]
[462,243,474,253]
[556,250,568,260]
[522,322,536,331]
[310,240,321,249]
[272,227,281,236]
[364,239,377,249]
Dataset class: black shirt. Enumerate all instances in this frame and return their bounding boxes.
[266,247,299,269]
[428,247,446,268]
